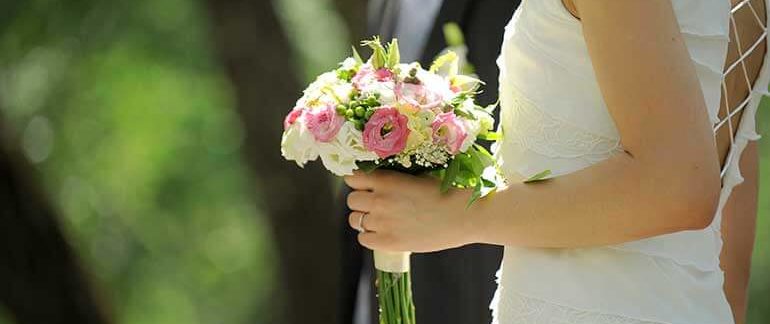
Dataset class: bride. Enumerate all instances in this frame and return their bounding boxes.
[345,0,766,323]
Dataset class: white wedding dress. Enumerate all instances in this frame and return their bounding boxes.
[491,0,769,323]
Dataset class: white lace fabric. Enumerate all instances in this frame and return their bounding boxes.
[494,291,664,324]
[491,0,769,323]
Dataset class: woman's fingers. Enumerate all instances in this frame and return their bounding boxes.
[347,190,377,212]
[357,231,396,251]
[348,211,390,232]
[344,170,410,192]
[344,171,376,191]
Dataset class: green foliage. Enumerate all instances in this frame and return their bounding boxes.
[439,145,500,207]
[747,100,770,324]
[443,23,465,48]
[524,170,552,183]
[0,0,272,323]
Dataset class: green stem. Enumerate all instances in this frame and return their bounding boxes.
[376,270,416,324]
[377,272,387,324]
[394,274,403,323]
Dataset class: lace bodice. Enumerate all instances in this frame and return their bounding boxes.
[491,0,769,323]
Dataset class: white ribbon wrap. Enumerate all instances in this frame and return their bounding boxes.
[373,250,411,273]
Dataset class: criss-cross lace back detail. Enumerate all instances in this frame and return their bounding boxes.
[717,0,767,178]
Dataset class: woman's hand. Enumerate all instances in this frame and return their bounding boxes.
[344,170,477,253]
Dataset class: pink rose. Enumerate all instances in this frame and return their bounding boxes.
[284,108,304,130]
[432,112,467,154]
[363,107,410,158]
[395,82,444,110]
[305,104,344,142]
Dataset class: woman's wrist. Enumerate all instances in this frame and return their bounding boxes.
[459,189,496,245]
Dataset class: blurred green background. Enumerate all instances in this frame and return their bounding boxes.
[0,0,767,323]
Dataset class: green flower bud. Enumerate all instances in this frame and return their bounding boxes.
[349,100,359,108]
[336,104,347,115]
[354,106,366,117]
[354,119,365,131]
[345,109,355,119]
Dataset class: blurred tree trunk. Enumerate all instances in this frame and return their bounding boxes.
[204,1,340,324]
[332,0,367,42]
[0,117,111,324]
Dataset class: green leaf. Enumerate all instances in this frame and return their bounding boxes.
[443,22,465,47]
[387,39,400,68]
[473,144,496,165]
[524,169,552,183]
[467,148,484,174]
[477,131,501,141]
[352,46,364,64]
[481,178,496,188]
[466,181,483,209]
[453,106,476,120]
[440,158,460,193]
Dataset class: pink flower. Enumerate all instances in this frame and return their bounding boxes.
[284,108,304,130]
[305,104,344,142]
[363,107,410,158]
[374,68,394,81]
[395,82,444,110]
[352,65,394,89]
[432,112,467,154]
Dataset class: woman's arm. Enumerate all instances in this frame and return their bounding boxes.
[345,0,722,252]
[469,0,722,247]
[721,142,759,324]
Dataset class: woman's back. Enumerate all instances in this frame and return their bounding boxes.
[492,0,767,323]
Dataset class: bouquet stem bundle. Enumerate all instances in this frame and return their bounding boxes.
[376,270,416,324]
[374,250,416,324]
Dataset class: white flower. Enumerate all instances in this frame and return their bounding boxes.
[332,83,354,104]
[281,119,319,167]
[361,81,397,106]
[458,100,492,153]
[337,123,378,161]
[417,69,454,103]
[296,71,346,108]
[318,143,358,176]
[316,123,378,176]
[340,57,358,71]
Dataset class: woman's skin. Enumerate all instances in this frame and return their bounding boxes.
[722,142,759,324]
[346,0,761,321]
[346,0,721,252]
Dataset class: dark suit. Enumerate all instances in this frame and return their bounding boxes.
[339,1,521,323]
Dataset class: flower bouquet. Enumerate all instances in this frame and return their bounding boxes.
[280,37,500,324]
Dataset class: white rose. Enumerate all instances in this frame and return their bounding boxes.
[281,120,319,167]
[337,123,378,161]
[316,123,379,176]
[318,141,358,176]
[318,147,358,176]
